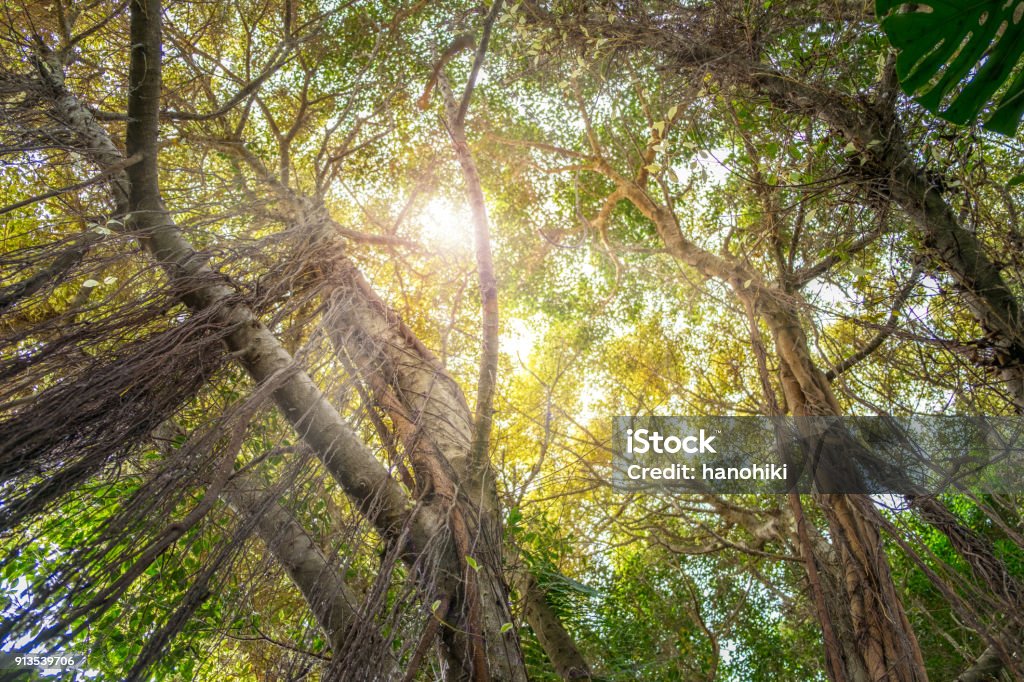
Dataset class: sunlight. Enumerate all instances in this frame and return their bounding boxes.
[417,196,473,253]
[8,0,1021,677]
[502,315,542,364]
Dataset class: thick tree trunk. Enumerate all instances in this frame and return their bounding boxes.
[293,208,583,682]
[767,311,929,682]
[321,258,525,682]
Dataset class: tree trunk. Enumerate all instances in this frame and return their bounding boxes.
[284,198,583,682]
[223,473,399,680]
[32,8,498,679]
[767,309,929,682]
[592,153,929,681]
[517,571,593,680]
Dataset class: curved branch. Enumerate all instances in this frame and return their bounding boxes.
[826,267,921,381]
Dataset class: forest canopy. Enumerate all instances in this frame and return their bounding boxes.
[2,0,1024,680]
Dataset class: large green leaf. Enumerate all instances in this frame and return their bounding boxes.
[876,0,1024,135]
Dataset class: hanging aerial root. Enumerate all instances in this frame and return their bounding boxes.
[0,302,229,532]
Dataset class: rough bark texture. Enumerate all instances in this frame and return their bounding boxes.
[323,261,521,680]
[285,197,579,682]
[757,309,928,682]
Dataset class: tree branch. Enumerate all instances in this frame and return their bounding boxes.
[826,266,921,381]
[456,0,504,125]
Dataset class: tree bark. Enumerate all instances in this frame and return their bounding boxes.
[222,473,400,680]
[760,308,929,682]
[280,194,579,682]
[517,571,593,680]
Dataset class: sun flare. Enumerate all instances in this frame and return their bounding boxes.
[417,197,473,252]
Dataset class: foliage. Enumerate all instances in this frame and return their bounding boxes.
[2,0,1024,680]
[876,0,1024,134]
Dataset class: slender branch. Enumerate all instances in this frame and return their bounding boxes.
[487,133,589,159]
[456,0,504,126]
[165,46,292,122]
[826,267,921,382]
[790,221,889,288]
[444,81,496,682]
[441,77,501,480]
[0,153,141,218]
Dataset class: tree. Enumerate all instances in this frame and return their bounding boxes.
[2,0,1024,681]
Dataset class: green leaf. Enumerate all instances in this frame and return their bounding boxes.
[431,600,442,612]
[465,555,480,571]
[500,622,514,633]
[535,566,601,598]
[876,0,1024,135]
